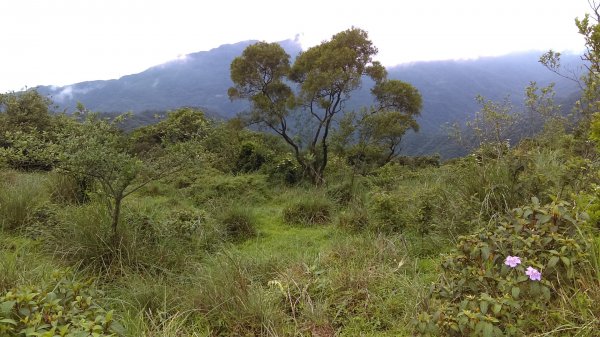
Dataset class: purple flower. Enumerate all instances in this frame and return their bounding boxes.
[504,256,521,268]
[525,266,541,281]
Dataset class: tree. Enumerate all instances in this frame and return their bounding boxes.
[0,89,54,133]
[446,95,517,160]
[540,1,600,125]
[1,111,200,241]
[334,80,423,170]
[130,107,211,155]
[229,28,421,185]
[0,89,68,170]
[58,113,200,240]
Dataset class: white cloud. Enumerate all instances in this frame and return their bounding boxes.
[0,0,590,92]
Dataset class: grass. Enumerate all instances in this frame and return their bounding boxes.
[4,145,597,336]
[0,233,57,292]
[0,169,450,335]
[0,171,49,230]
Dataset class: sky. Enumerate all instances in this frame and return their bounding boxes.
[0,0,591,93]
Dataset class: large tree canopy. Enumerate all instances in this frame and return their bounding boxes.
[229,27,422,184]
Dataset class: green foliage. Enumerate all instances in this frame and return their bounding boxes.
[188,251,289,336]
[46,171,91,205]
[189,172,269,206]
[0,270,123,336]
[233,140,268,173]
[0,90,72,171]
[0,90,53,134]
[326,179,360,206]
[368,191,407,233]
[0,173,48,230]
[46,112,199,238]
[337,199,370,231]
[268,234,428,336]
[0,236,55,293]
[229,28,421,184]
[267,155,302,185]
[417,198,593,336]
[218,206,258,242]
[46,201,214,275]
[283,194,333,226]
[130,107,210,155]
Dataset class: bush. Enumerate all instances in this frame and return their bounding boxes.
[326,179,361,205]
[163,208,205,240]
[337,200,370,231]
[234,141,268,173]
[416,198,594,336]
[368,191,407,233]
[218,206,257,241]
[0,270,124,336]
[190,172,270,205]
[283,195,332,226]
[267,156,302,185]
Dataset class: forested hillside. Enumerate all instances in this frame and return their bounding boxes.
[36,42,580,157]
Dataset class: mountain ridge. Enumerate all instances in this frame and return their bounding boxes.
[36,40,582,156]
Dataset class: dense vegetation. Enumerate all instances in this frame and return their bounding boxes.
[2,5,600,337]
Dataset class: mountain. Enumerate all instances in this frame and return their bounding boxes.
[36,40,582,157]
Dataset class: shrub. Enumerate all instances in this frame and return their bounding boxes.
[164,208,205,240]
[326,179,360,205]
[48,203,117,272]
[283,195,332,226]
[50,202,216,275]
[416,198,593,336]
[190,172,269,205]
[218,206,257,241]
[0,270,124,336]
[368,191,407,233]
[234,141,268,173]
[267,156,302,185]
[337,201,370,231]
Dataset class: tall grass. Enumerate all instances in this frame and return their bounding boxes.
[283,192,333,226]
[186,250,290,335]
[0,173,48,230]
[46,171,91,204]
[217,205,258,241]
[0,235,55,292]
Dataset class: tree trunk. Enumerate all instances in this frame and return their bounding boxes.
[111,195,123,243]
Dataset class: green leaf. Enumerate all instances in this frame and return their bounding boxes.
[542,286,551,301]
[561,256,570,267]
[0,301,16,315]
[537,214,551,224]
[481,246,490,260]
[0,318,17,325]
[511,287,520,299]
[480,300,489,314]
[548,256,559,268]
[492,303,502,314]
[18,307,31,316]
[483,322,494,337]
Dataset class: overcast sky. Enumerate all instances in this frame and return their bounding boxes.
[0,0,591,93]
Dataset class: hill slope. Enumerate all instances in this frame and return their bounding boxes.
[37,41,581,156]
